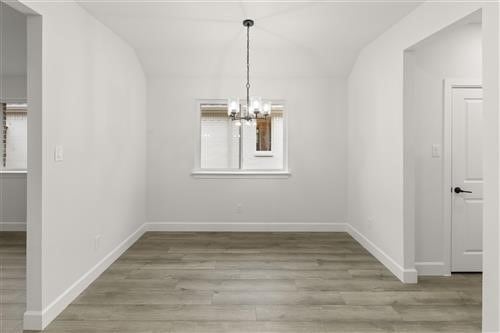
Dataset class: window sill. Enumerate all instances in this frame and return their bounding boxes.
[0,170,27,174]
[191,170,291,179]
[254,151,274,157]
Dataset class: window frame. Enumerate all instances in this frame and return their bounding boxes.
[192,99,290,178]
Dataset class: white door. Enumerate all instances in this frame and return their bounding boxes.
[451,87,483,272]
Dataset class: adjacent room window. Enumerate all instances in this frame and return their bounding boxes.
[198,101,285,171]
[1,103,27,170]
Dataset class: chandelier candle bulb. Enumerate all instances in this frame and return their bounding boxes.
[228,98,240,116]
[263,101,271,116]
[250,97,262,115]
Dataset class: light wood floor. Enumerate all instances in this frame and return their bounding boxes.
[1,232,481,332]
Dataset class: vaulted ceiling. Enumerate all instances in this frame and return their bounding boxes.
[78,1,422,78]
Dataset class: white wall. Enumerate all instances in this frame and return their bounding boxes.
[0,3,28,230]
[348,2,499,331]
[12,0,147,329]
[0,2,27,103]
[0,75,26,102]
[409,23,482,272]
[148,77,347,225]
[348,2,483,277]
[481,5,500,331]
[0,172,26,230]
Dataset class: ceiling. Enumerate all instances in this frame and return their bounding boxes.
[79,1,422,78]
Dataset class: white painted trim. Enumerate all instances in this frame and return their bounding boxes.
[443,79,482,276]
[0,170,27,174]
[146,221,347,232]
[23,223,146,331]
[403,50,417,275]
[191,170,291,179]
[0,221,27,231]
[415,261,449,276]
[346,224,418,283]
[254,151,274,157]
[23,310,43,331]
[25,12,44,332]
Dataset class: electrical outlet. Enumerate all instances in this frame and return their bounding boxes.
[236,203,243,214]
[94,234,102,251]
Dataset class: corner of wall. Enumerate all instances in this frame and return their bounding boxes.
[23,223,147,331]
[346,223,417,283]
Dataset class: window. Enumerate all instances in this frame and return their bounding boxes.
[256,117,271,152]
[196,100,287,175]
[1,103,27,170]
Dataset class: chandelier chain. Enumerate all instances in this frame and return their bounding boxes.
[228,19,269,123]
[246,23,250,117]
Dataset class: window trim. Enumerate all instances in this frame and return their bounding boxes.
[254,151,274,157]
[194,99,289,177]
[0,169,27,174]
[191,169,291,179]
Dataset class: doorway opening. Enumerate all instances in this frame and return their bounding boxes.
[404,10,483,277]
[1,0,42,331]
[1,2,28,332]
[403,9,483,326]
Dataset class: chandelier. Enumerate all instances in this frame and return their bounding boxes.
[227,19,271,126]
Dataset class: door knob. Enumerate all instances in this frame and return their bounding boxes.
[454,187,472,194]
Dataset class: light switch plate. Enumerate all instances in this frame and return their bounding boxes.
[55,145,64,161]
[432,144,441,158]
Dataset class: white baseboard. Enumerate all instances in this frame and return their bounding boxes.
[346,224,417,283]
[0,221,27,231]
[23,223,146,331]
[23,220,418,331]
[23,310,43,331]
[145,221,348,232]
[415,261,449,276]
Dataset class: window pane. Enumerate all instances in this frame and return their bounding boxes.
[242,111,283,170]
[200,104,240,169]
[1,103,27,170]
[256,117,271,151]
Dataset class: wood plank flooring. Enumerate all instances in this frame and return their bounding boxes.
[0,232,482,332]
[0,232,26,333]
